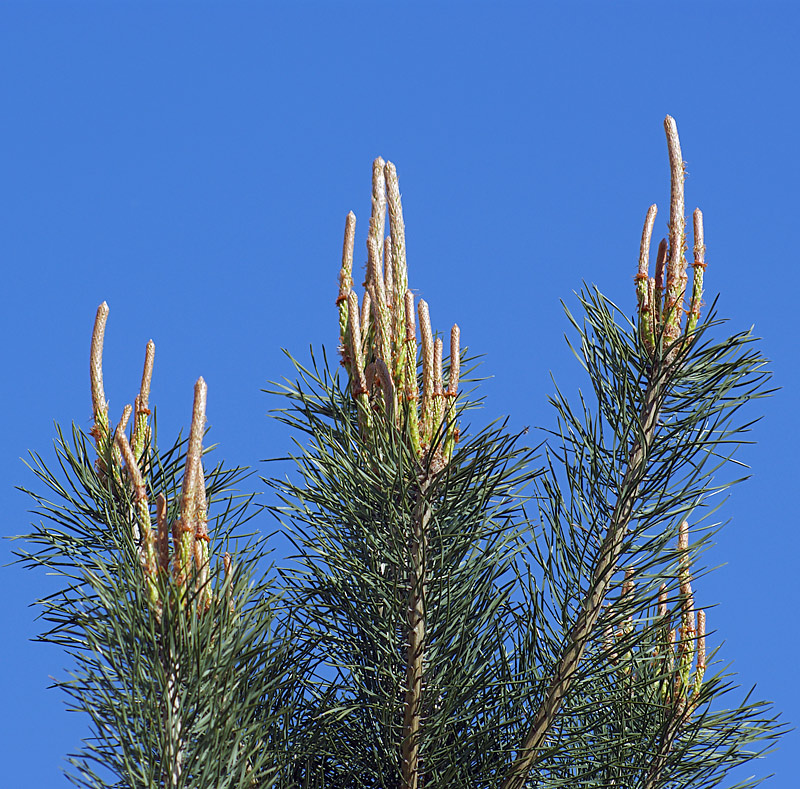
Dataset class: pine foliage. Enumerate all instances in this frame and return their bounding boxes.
[15,322,303,788]
[15,117,785,788]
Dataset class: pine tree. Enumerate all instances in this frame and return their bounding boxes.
[16,117,784,788]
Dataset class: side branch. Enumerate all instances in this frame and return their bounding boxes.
[502,379,662,789]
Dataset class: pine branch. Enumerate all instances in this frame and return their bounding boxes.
[18,115,786,789]
[401,475,431,789]
[502,375,662,789]
[16,304,301,789]
[502,115,780,789]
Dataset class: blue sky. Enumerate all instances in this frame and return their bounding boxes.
[2,2,797,786]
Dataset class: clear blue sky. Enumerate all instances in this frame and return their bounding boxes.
[2,2,797,786]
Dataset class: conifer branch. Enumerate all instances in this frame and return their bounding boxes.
[164,649,184,789]
[21,117,784,789]
[21,304,295,788]
[402,476,432,789]
[641,525,709,789]
[502,376,663,789]
[504,115,715,789]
